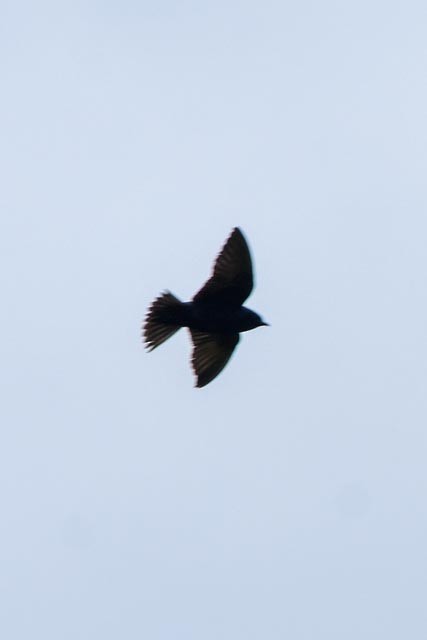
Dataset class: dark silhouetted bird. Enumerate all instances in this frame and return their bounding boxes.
[143,227,268,387]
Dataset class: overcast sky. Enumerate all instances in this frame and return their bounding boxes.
[1,1,427,638]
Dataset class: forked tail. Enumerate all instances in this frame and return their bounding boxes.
[143,291,183,351]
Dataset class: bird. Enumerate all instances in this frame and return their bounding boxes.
[143,227,268,387]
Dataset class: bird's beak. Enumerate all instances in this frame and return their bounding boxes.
[261,321,270,326]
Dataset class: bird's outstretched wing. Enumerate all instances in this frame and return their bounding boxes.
[193,227,253,307]
[190,330,240,387]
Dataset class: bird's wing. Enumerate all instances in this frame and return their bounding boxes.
[190,330,240,387]
[193,227,253,307]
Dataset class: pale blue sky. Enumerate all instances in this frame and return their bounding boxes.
[1,1,427,638]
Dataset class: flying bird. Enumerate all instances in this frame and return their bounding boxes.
[143,227,268,387]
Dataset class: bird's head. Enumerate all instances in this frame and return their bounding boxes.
[240,308,269,331]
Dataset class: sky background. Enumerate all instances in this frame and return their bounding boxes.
[1,1,427,638]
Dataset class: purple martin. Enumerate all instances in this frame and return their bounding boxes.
[143,227,268,387]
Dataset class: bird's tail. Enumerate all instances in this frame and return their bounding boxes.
[143,291,183,351]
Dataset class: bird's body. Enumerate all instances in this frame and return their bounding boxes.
[157,301,264,334]
[143,227,268,387]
